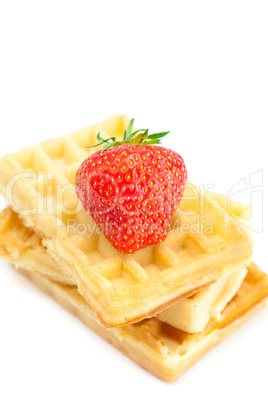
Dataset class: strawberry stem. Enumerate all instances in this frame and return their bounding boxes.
[86,119,170,152]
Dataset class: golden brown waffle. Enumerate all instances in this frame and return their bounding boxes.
[15,264,268,382]
[0,207,248,333]
[0,207,72,285]
[0,207,267,381]
[0,114,253,327]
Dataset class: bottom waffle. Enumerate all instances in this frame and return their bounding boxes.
[13,263,268,382]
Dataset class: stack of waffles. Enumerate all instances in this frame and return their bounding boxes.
[0,115,267,382]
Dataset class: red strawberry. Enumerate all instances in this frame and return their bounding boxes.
[75,119,187,253]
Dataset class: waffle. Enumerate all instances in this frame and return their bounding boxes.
[0,207,248,333]
[158,266,248,332]
[0,114,253,327]
[0,207,72,285]
[13,264,268,382]
[208,191,252,237]
[0,207,267,381]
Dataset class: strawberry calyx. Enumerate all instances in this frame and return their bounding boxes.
[87,119,170,152]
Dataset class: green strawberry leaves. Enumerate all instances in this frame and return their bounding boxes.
[86,119,169,152]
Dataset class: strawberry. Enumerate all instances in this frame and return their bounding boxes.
[75,119,187,254]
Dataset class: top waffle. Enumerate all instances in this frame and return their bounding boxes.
[0,114,253,327]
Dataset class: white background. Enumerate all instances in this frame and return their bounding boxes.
[0,1,267,401]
